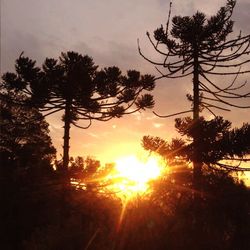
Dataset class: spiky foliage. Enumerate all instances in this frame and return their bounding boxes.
[139,0,250,182]
[139,0,250,117]
[143,116,250,171]
[1,51,155,170]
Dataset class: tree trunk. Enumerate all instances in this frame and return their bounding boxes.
[193,49,202,186]
[62,100,71,172]
[60,99,72,226]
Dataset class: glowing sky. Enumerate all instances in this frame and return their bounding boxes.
[1,0,250,167]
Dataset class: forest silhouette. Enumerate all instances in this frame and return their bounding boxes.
[1,0,250,249]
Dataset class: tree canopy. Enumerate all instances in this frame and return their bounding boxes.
[0,93,56,174]
[143,116,250,171]
[139,0,250,115]
[1,51,155,170]
[139,0,250,182]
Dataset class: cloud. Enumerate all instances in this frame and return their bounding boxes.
[153,123,164,128]
[1,31,43,74]
[233,1,250,33]
[146,115,157,120]
[87,132,99,139]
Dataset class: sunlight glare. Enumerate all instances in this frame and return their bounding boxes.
[106,155,164,199]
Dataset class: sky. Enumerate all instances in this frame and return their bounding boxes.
[1,0,250,171]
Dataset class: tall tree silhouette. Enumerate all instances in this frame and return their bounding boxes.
[0,93,56,174]
[0,94,57,250]
[1,51,155,172]
[138,0,250,184]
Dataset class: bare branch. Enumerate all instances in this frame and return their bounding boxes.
[153,110,192,118]
[72,119,92,129]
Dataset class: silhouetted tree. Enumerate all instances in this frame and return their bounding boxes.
[0,94,58,249]
[143,116,250,172]
[1,51,155,172]
[139,0,250,183]
[0,93,56,177]
[142,116,250,249]
[68,156,101,189]
[68,156,120,193]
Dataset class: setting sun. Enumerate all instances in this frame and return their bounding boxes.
[105,155,165,199]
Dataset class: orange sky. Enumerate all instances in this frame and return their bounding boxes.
[1,0,250,178]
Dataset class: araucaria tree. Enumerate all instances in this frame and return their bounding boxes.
[1,51,155,171]
[138,0,250,183]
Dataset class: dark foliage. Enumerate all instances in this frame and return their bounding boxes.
[5,167,248,250]
[1,2,249,249]
[143,116,250,171]
[139,0,250,181]
[0,95,57,249]
[0,94,56,176]
[1,51,155,170]
[139,0,250,114]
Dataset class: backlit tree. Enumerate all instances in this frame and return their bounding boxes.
[138,0,250,183]
[1,51,155,172]
[0,93,56,174]
[143,116,250,171]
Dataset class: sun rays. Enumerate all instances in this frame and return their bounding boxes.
[104,154,165,200]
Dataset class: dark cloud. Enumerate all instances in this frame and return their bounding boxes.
[1,31,42,74]
[234,2,250,33]
[75,40,134,68]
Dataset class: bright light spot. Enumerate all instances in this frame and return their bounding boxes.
[116,156,161,184]
[105,155,165,200]
[153,123,163,128]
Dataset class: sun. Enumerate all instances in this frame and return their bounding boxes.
[105,154,165,200]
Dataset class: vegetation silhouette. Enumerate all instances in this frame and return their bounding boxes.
[1,51,155,172]
[0,93,56,178]
[138,0,250,184]
[141,117,250,249]
[4,157,247,250]
[143,116,250,171]
[0,96,250,249]
[0,94,58,249]
[1,1,250,250]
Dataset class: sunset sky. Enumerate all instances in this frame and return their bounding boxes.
[1,0,250,166]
